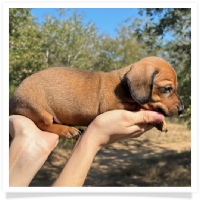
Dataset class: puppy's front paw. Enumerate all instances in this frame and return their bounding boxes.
[154,120,168,132]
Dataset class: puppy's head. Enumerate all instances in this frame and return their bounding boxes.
[125,56,184,116]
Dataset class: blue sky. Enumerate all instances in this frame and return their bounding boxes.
[31,8,141,38]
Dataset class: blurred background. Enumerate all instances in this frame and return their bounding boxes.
[9,8,191,187]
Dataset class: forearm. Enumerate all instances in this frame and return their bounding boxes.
[9,138,50,187]
[9,137,53,186]
[52,128,99,186]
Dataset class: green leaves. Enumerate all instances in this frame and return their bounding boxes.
[41,11,99,69]
[9,8,46,88]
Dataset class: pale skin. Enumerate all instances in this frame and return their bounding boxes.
[9,110,164,187]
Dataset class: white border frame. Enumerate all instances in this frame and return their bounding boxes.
[1,0,198,196]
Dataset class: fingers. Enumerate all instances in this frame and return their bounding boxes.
[127,110,164,125]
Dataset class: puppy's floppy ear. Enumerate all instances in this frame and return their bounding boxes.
[125,63,158,104]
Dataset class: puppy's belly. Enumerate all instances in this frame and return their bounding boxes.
[56,111,96,126]
[51,101,136,126]
[51,103,99,126]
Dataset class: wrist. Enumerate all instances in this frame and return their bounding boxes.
[80,125,102,153]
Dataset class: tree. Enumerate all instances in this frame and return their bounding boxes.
[9,8,46,94]
[41,10,100,70]
[92,19,151,72]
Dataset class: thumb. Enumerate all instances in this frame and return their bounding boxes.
[128,111,164,125]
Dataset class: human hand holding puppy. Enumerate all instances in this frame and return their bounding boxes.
[9,110,164,187]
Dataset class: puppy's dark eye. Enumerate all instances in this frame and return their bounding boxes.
[163,87,172,94]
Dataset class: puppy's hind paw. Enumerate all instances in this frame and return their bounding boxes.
[66,126,80,139]
[58,126,81,139]
[72,128,85,141]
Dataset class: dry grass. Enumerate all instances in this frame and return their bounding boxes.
[30,121,191,187]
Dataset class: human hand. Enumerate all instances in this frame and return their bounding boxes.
[9,115,59,186]
[84,110,164,149]
[9,115,59,153]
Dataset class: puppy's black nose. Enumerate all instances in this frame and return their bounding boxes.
[178,104,184,115]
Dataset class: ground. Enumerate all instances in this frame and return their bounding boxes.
[30,121,191,187]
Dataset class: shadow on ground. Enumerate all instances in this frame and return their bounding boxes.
[30,138,191,187]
